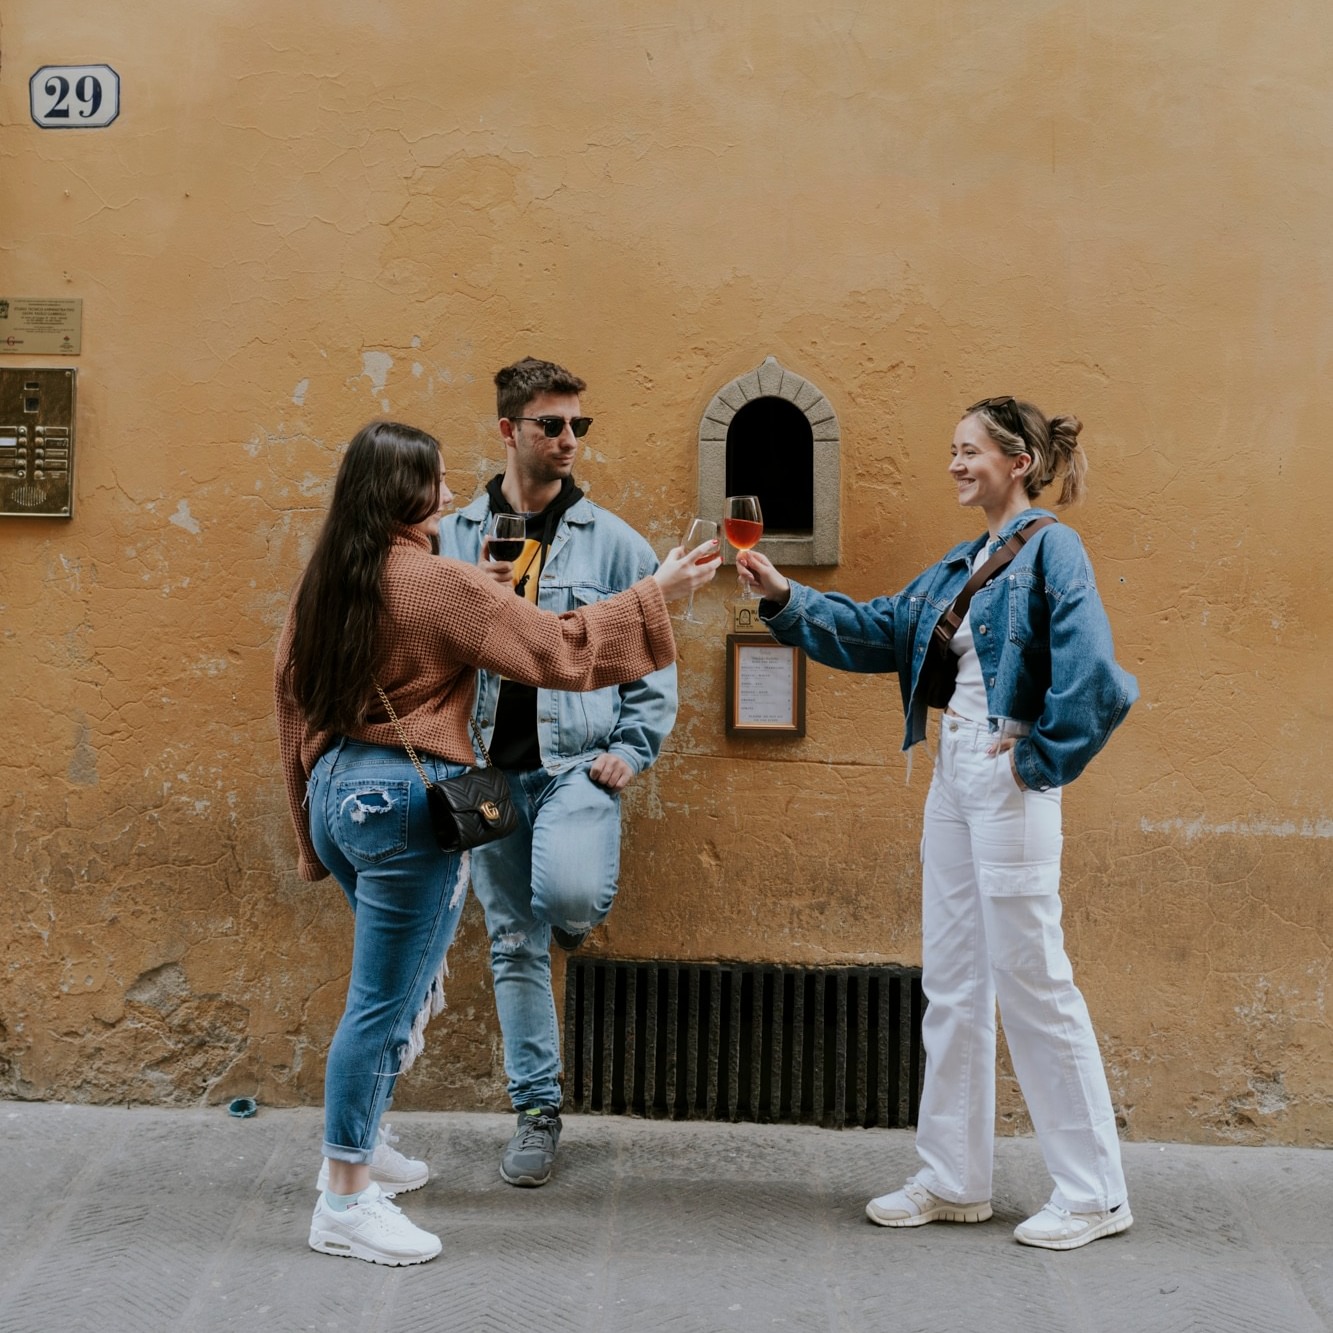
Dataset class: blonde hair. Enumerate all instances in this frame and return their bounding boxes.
[965,397,1088,506]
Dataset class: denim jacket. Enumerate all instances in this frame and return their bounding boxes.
[761,509,1137,790]
[437,492,678,775]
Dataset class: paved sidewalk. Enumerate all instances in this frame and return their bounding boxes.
[1,1101,1330,1332]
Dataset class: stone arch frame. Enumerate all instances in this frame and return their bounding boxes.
[697,356,840,567]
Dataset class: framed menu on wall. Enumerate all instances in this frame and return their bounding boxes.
[725,635,806,737]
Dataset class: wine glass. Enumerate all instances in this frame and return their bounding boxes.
[679,518,719,623]
[724,495,764,600]
[486,513,527,565]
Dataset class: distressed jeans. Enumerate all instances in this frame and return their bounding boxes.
[469,762,621,1110]
[307,738,470,1163]
[912,716,1128,1213]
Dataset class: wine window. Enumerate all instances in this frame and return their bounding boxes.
[697,356,840,567]
[725,397,813,536]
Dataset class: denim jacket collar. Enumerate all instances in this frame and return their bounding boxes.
[455,491,597,529]
[943,506,1060,569]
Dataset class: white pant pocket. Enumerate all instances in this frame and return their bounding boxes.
[978,859,1068,977]
[978,859,1061,899]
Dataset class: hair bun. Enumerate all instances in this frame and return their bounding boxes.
[1048,413,1083,448]
[1046,413,1087,505]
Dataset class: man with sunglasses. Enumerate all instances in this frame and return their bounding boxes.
[438,356,678,1188]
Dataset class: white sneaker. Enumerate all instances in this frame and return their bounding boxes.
[1014,1201,1133,1251]
[866,1180,993,1228]
[316,1122,429,1195]
[308,1182,441,1265]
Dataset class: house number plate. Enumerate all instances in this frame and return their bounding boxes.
[30,66,120,129]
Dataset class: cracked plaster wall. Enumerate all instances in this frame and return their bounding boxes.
[1,1,1329,1144]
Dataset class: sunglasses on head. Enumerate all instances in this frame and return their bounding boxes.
[966,395,1026,442]
[512,415,594,438]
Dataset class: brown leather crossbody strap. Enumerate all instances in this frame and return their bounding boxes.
[930,516,1057,648]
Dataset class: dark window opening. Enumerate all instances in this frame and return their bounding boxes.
[725,396,814,534]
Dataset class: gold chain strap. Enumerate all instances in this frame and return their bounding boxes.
[372,683,495,777]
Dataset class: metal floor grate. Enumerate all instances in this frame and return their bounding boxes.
[562,961,925,1128]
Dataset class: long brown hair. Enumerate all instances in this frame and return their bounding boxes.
[284,421,441,731]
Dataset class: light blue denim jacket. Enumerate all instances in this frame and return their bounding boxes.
[761,509,1138,791]
[437,493,678,775]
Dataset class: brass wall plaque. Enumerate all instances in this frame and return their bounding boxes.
[730,602,767,634]
[0,298,82,355]
[0,368,77,518]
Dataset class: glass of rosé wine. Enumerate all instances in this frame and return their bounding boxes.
[723,495,764,600]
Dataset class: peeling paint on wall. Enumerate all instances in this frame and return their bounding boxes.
[168,501,201,535]
[67,719,99,787]
[1140,818,1333,841]
[360,351,394,405]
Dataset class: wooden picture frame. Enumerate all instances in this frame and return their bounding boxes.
[725,634,806,737]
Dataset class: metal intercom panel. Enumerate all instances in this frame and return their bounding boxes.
[0,368,76,518]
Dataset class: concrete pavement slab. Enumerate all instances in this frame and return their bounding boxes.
[1,1102,1330,1332]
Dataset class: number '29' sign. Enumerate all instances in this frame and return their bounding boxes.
[30,66,120,129]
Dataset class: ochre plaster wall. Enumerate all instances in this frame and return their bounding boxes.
[2,1,1328,1144]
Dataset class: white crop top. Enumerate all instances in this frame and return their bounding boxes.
[946,550,990,724]
[944,543,1031,738]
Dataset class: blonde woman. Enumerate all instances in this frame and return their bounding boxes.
[739,397,1136,1252]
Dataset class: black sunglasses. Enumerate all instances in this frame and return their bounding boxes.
[966,395,1026,442]
[512,415,594,439]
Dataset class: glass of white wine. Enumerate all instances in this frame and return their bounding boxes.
[679,518,719,623]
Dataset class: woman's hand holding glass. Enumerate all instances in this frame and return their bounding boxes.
[735,549,791,607]
[678,518,719,622]
[481,513,526,587]
[724,495,764,600]
[653,535,721,602]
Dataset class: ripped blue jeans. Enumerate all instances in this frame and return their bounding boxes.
[468,762,621,1110]
[307,738,470,1164]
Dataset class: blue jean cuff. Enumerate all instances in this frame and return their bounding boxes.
[321,1142,374,1165]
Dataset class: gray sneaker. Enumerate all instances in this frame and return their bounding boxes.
[500,1107,562,1187]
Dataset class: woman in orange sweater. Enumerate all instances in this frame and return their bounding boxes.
[276,420,717,1266]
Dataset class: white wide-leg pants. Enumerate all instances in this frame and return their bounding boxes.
[912,716,1127,1213]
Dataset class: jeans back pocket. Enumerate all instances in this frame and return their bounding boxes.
[331,779,412,865]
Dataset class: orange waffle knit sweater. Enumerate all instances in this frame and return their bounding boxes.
[275,526,675,880]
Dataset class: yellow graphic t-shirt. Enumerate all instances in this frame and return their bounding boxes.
[510,538,544,604]
[488,535,548,769]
